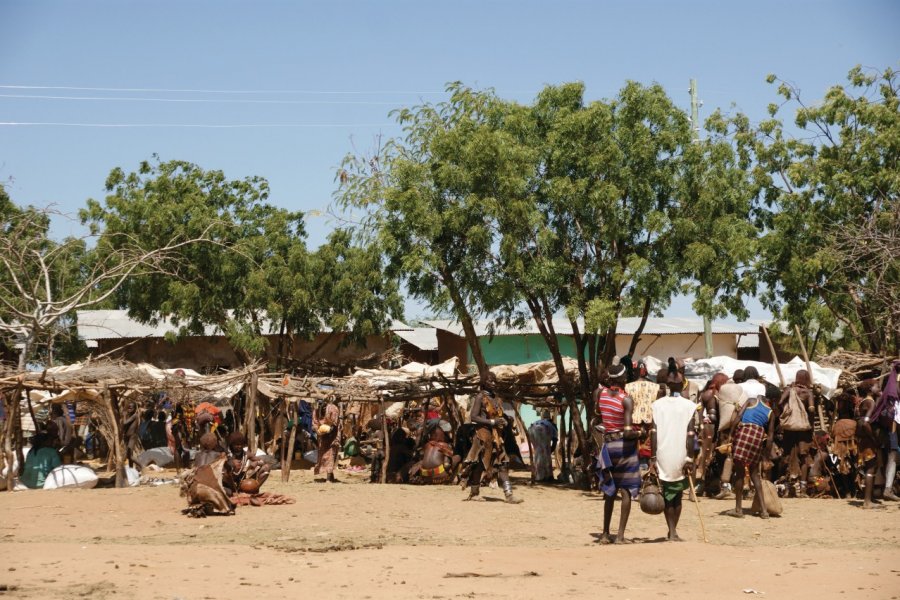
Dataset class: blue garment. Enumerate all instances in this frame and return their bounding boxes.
[534,419,558,443]
[593,443,617,497]
[741,399,772,427]
[594,438,641,499]
[298,400,314,436]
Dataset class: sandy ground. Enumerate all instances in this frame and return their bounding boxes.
[1,468,899,600]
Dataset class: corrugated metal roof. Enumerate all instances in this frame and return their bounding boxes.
[76,310,410,340]
[423,317,760,337]
[394,328,438,351]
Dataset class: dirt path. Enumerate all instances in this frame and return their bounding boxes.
[1,470,898,599]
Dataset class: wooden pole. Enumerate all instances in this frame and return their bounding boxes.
[380,397,389,484]
[280,398,289,483]
[103,384,127,487]
[558,405,568,480]
[514,402,535,485]
[284,400,298,482]
[686,472,710,543]
[246,372,259,456]
[4,384,23,491]
[761,326,786,387]
[794,325,826,430]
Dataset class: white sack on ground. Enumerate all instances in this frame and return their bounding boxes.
[43,465,98,490]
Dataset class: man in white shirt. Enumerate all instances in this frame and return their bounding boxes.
[738,366,767,401]
[650,376,698,542]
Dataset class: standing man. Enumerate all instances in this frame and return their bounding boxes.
[528,409,558,483]
[727,387,776,518]
[592,360,641,544]
[778,370,816,497]
[695,373,728,495]
[462,372,523,503]
[713,380,748,499]
[313,396,341,483]
[650,371,697,541]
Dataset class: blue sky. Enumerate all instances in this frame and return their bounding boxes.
[1,0,898,321]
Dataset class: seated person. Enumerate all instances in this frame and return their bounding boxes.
[194,432,226,468]
[412,420,455,484]
[225,432,270,495]
[21,430,62,489]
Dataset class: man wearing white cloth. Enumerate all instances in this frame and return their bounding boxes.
[650,376,697,542]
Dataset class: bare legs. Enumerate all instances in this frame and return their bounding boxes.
[863,464,876,509]
[601,490,632,544]
[664,493,684,541]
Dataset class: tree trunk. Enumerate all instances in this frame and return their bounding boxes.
[104,385,128,488]
[245,372,259,455]
[17,331,37,372]
[627,298,652,356]
[524,296,589,484]
[440,268,489,378]
[600,322,618,367]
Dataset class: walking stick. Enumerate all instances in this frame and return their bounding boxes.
[686,471,710,543]
[761,326,786,388]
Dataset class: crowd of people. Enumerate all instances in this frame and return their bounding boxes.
[589,356,900,543]
[10,356,899,530]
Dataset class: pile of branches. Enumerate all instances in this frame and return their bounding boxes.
[816,349,889,388]
[258,368,573,406]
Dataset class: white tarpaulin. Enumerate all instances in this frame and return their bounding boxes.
[644,355,842,397]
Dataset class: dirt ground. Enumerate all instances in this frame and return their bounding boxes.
[1,468,898,600]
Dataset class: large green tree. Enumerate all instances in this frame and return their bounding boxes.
[83,158,402,366]
[753,66,899,355]
[337,85,526,378]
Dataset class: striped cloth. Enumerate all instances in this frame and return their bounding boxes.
[597,386,628,433]
[733,423,766,467]
[595,438,641,498]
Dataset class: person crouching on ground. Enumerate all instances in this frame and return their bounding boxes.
[727,388,776,518]
[650,368,697,541]
[592,359,641,544]
[21,429,62,489]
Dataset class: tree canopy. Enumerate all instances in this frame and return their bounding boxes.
[753,66,899,355]
[83,157,402,366]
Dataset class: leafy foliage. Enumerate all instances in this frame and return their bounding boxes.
[753,66,899,354]
[84,157,402,365]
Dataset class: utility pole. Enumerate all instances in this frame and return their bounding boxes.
[691,78,714,359]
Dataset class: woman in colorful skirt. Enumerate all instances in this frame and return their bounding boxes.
[727,388,776,518]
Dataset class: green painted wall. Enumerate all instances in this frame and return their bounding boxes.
[468,334,581,428]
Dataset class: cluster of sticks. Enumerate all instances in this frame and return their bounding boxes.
[257,368,575,407]
[815,350,890,387]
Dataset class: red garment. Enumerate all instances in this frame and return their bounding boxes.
[733,423,766,467]
[597,386,628,433]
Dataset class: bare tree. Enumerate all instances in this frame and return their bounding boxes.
[831,199,900,354]
[0,206,214,370]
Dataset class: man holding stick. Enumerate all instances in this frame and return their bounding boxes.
[650,372,697,541]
